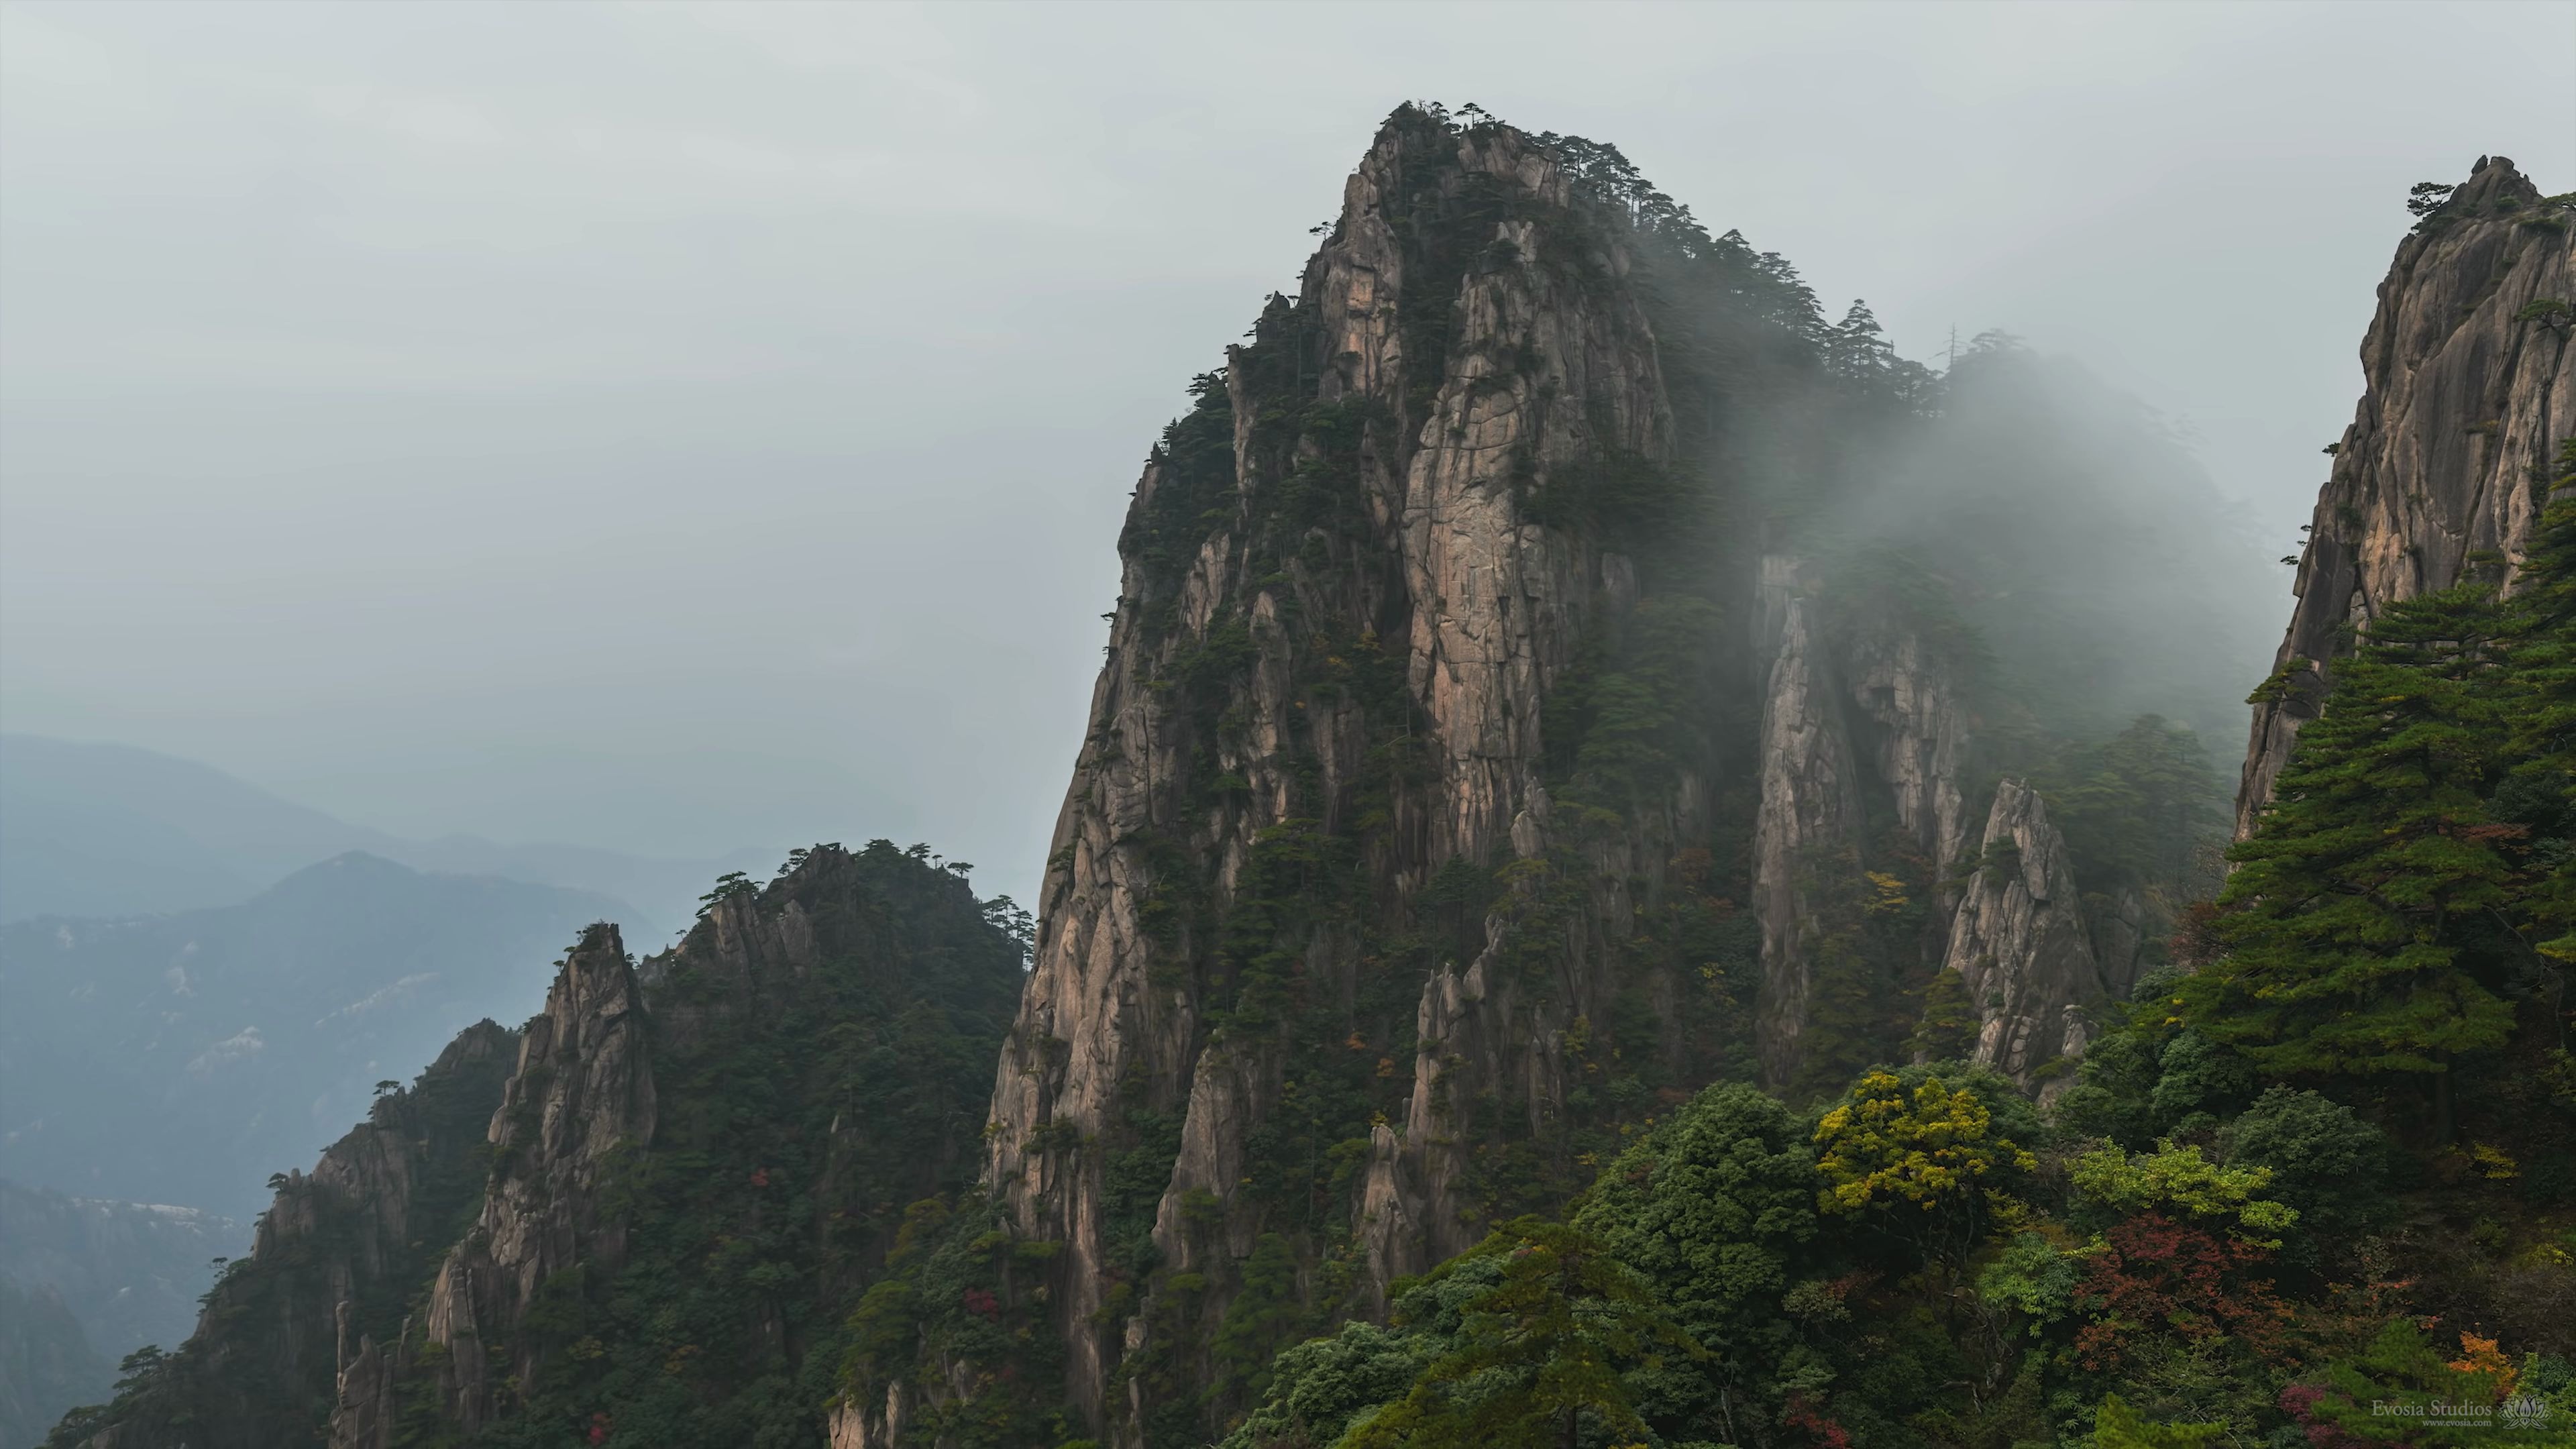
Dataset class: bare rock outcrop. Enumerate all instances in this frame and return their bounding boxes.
[1840,606,1973,888]
[2088,880,2161,1003]
[1750,560,1866,1087]
[1942,780,2102,1083]
[1747,555,1984,1089]
[350,844,1021,1449]
[2239,158,2573,834]
[1354,870,1587,1301]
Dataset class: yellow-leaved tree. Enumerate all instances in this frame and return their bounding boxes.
[1813,1069,2036,1269]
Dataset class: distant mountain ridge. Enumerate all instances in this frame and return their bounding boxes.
[0,1183,241,1364]
[0,733,771,932]
[0,851,629,1221]
[0,1273,107,1449]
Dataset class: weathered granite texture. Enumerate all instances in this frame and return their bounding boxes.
[410,924,653,1435]
[2240,158,2574,835]
[980,110,1711,1436]
[1750,559,1866,1086]
[1942,780,2102,1085]
[1748,555,1982,1089]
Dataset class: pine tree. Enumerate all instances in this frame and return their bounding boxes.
[2499,443,2576,965]
[1344,1219,1697,1449]
[2184,584,2520,1101]
[1825,299,1896,383]
[2045,714,2223,891]
[1907,967,1980,1063]
[2406,180,2455,219]
[2092,1393,2225,1447]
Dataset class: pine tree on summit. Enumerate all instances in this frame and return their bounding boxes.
[2184,582,2521,1104]
[1825,299,1897,383]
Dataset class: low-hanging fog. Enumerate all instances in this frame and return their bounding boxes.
[3,1,2571,916]
[1860,339,2284,752]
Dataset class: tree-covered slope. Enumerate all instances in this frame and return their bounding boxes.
[51,841,1033,1449]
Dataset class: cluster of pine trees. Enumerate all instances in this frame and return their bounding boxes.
[2186,445,2575,1115]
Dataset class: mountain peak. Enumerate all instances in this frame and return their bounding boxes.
[2446,152,2542,210]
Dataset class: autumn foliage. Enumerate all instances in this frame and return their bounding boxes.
[2072,1212,2291,1371]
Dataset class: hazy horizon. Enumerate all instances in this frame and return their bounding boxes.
[5,0,2571,911]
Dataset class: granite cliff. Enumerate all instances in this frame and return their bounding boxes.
[2239,156,2575,833]
[1939,780,2100,1086]
[963,110,1776,1444]
[392,922,656,1438]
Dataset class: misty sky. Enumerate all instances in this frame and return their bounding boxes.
[3,1,2571,911]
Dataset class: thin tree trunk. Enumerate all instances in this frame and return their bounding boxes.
[2434,1055,2457,1144]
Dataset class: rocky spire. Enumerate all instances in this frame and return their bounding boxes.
[412,923,653,1434]
[1747,553,1983,1091]
[980,107,1700,1435]
[1941,780,2102,1086]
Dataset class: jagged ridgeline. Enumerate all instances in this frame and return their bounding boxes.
[51,842,1030,1449]
[933,103,2256,1448]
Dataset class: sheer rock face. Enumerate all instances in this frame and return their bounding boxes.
[2239,157,2574,835]
[1943,780,2102,1083]
[983,115,1692,1432]
[1748,557,1979,1088]
[1840,608,1972,887]
[1750,560,1866,1086]
[413,924,654,1435]
[1354,847,1592,1300]
[829,1387,900,1449]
